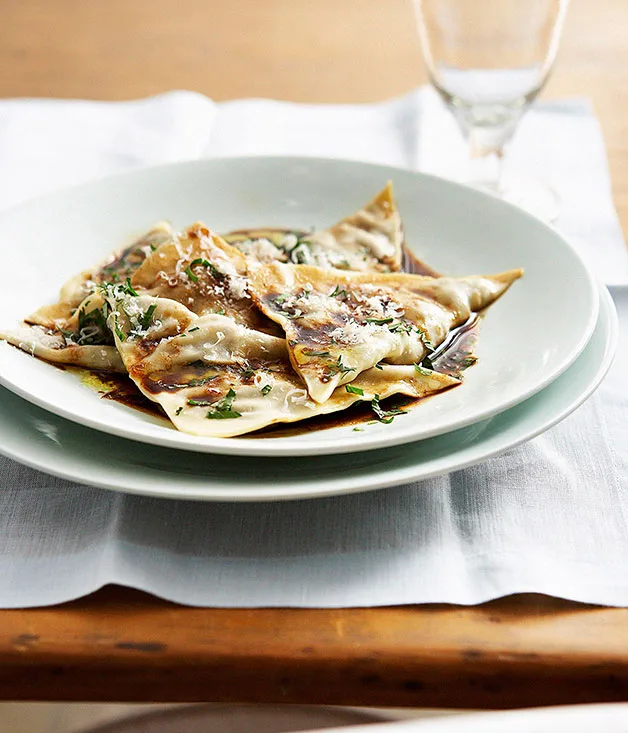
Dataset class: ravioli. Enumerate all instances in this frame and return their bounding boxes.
[0,322,125,371]
[27,222,173,329]
[1,183,525,439]
[224,183,403,272]
[131,222,281,337]
[105,291,459,437]
[0,222,179,373]
[249,263,523,403]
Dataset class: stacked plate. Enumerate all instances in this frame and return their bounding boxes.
[0,157,616,501]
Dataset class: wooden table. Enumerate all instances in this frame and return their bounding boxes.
[1,0,628,709]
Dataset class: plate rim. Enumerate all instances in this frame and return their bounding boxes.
[0,154,601,457]
[0,283,617,502]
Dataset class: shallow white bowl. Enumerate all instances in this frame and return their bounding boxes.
[0,156,598,457]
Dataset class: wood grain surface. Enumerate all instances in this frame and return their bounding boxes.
[2,588,628,707]
[0,0,627,707]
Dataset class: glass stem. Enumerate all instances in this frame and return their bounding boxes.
[466,124,510,194]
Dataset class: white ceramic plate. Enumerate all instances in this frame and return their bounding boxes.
[321,704,628,733]
[0,157,599,457]
[0,285,615,502]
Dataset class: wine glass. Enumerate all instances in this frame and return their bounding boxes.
[411,0,570,219]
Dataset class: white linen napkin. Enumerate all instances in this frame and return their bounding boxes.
[0,88,627,609]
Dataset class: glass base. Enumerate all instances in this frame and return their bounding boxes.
[471,176,559,223]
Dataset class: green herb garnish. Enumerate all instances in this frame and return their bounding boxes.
[371,394,406,424]
[388,320,414,335]
[414,362,433,376]
[330,285,347,298]
[206,388,241,420]
[175,407,183,416]
[261,384,272,396]
[140,303,157,330]
[123,278,138,296]
[418,330,434,350]
[289,241,312,264]
[189,258,222,280]
[303,349,330,357]
[185,265,199,283]
[114,322,127,342]
[188,327,200,333]
[345,384,364,396]
[421,354,435,370]
[366,317,394,325]
[187,375,217,387]
[374,362,384,370]
[328,355,355,376]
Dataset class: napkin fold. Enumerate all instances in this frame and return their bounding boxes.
[0,88,627,609]
[0,91,215,208]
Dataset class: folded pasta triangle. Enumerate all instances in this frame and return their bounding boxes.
[27,222,173,328]
[225,183,403,272]
[131,222,280,336]
[0,321,125,371]
[105,292,459,437]
[249,263,523,403]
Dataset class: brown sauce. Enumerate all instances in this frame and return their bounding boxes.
[246,315,480,439]
[75,368,169,421]
[401,244,441,277]
[73,229,479,437]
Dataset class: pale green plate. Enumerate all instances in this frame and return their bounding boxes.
[0,156,599,457]
[0,286,616,501]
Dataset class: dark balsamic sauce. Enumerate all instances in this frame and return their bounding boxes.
[79,232,479,436]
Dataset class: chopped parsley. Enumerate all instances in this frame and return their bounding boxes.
[175,407,183,416]
[187,375,217,387]
[140,303,157,330]
[187,398,214,406]
[330,285,348,298]
[289,240,312,264]
[352,426,365,432]
[72,304,111,345]
[303,349,330,357]
[123,278,139,296]
[371,394,406,424]
[261,384,272,396]
[241,364,255,379]
[459,356,478,370]
[114,322,127,342]
[345,384,364,396]
[365,317,394,325]
[414,362,433,376]
[374,362,384,370]
[185,265,199,283]
[206,388,241,420]
[387,320,414,335]
[328,355,355,376]
[185,258,222,283]
[418,330,434,350]
[188,326,200,333]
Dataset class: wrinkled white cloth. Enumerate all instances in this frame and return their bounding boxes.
[0,88,627,609]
